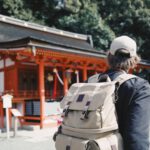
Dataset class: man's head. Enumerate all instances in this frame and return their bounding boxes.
[110,36,137,57]
[107,35,140,72]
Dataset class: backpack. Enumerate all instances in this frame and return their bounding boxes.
[54,73,136,150]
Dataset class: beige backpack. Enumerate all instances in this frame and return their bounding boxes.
[54,73,136,150]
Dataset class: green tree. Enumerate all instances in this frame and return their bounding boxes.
[23,0,69,26]
[0,0,149,59]
[97,0,150,58]
[0,0,35,21]
[58,1,115,50]
[0,0,69,25]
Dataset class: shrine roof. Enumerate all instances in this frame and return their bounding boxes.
[0,14,106,58]
[0,37,106,58]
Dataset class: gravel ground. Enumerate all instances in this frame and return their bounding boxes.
[0,127,57,150]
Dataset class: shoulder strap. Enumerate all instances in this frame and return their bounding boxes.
[88,73,112,83]
[88,73,136,85]
[112,73,136,103]
[114,73,136,86]
[87,74,100,83]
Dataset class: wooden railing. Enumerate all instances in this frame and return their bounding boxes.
[14,90,39,98]
[12,90,64,100]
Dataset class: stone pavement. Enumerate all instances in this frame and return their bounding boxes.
[0,127,57,150]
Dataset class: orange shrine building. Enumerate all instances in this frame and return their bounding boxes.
[0,15,108,129]
[0,15,149,129]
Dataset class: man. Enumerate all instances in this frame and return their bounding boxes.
[88,36,150,150]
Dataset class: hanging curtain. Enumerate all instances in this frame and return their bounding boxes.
[66,69,73,84]
[53,68,64,85]
[75,70,79,83]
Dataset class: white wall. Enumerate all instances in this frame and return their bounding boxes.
[0,71,4,94]
[0,59,4,69]
[5,58,15,67]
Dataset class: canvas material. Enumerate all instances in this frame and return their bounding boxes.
[55,132,123,150]
[60,82,118,137]
[59,73,136,138]
[55,73,136,149]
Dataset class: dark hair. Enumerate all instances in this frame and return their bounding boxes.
[107,51,141,72]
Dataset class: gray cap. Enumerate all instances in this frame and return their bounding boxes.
[110,36,137,57]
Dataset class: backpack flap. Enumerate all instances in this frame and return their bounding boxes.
[60,82,118,132]
[69,89,108,111]
[60,83,99,108]
[61,82,115,111]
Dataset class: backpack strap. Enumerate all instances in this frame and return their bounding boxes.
[87,72,136,103]
[113,73,137,103]
[114,73,136,85]
[87,74,100,83]
[88,73,112,83]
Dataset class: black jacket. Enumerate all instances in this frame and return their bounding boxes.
[104,70,150,150]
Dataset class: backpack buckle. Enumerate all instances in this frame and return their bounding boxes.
[80,109,89,120]
[80,101,91,120]
[62,102,71,117]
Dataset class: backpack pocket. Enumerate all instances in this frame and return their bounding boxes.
[55,133,123,150]
[87,133,123,150]
[55,134,87,150]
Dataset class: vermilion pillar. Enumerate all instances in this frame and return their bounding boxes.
[63,69,68,95]
[52,74,57,99]
[38,61,45,128]
[83,66,87,81]
[0,101,4,128]
[14,62,18,97]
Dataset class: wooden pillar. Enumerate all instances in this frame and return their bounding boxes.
[38,61,45,128]
[0,101,4,128]
[1,58,5,128]
[20,101,25,126]
[14,62,18,97]
[9,108,12,128]
[63,69,68,95]
[83,66,87,81]
[52,74,57,99]
[4,57,6,92]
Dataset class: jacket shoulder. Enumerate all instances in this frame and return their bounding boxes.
[120,75,150,103]
[123,75,150,89]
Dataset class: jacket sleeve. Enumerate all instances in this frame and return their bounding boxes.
[124,79,150,150]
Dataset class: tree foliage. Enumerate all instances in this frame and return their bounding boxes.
[0,0,35,21]
[58,3,115,50]
[97,0,150,57]
[0,0,149,59]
